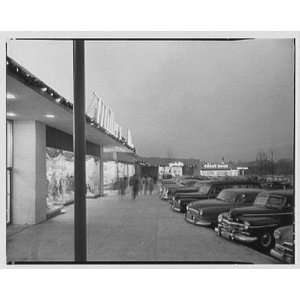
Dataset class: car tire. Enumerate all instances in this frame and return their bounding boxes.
[257,231,275,252]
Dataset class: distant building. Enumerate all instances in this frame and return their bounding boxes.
[136,157,200,180]
[199,162,248,177]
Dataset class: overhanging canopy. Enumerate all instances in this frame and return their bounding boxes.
[6,57,135,152]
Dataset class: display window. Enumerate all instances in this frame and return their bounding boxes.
[104,161,118,187]
[104,161,135,190]
[86,155,100,197]
[46,147,100,206]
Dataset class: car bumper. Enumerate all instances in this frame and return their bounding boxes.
[215,227,257,243]
[172,206,182,212]
[185,215,211,226]
[270,248,294,264]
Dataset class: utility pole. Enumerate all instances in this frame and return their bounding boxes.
[73,40,87,262]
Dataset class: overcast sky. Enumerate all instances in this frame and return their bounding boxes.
[8,39,294,161]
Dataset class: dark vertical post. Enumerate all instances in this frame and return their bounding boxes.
[73,40,87,262]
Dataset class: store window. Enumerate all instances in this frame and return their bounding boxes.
[104,161,118,189]
[86,155,100,197]
[103,161,135,191]
[46,147,100,208]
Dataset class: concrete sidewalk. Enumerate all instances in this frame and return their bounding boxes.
[6,191,279,264]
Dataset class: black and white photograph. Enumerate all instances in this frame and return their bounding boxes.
[2,35,296,265]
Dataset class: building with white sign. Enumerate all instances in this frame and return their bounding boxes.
[199,162,248,177]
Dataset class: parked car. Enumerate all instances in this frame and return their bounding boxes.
[261,181,292,190]
[162,178,207,201]
[159,176,185,198]
[216,189,294,251]
[270,225,294,264]
[160,176,205,200]
[185,188,262,227]
[171,179,261,213]
[162,174,173,180]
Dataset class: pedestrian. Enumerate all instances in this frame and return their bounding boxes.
[144,176,149,195]
[123,176,128,194]
[130,174,139,200]
[139,176,143,195]
[148,176,154,195]
[120,177,125,196]
[58,177,64,202]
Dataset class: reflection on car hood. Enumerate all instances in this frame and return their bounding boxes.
[229,206,276,219]
[175,192,207,199]
[167,185,185,191]
[175,187,199,195]
[163,183,180,188]
[189,199,229,209]
[171,186,195,192]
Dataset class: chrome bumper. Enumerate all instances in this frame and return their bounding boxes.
[215,227,257,243]
[185,215,211,226]
[172,206,182,212]
[270,248,294,264]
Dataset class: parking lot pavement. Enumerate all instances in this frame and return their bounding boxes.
[6,190,279,264]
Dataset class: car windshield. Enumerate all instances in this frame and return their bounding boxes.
[195,183,211,194]
[216,190,237,202]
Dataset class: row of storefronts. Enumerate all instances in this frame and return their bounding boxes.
[5,55,249,225]
[6,112,248,225]
[6,56,136,225]
[6,118,137,224]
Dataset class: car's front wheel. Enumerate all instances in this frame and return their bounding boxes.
[257,231,275,252]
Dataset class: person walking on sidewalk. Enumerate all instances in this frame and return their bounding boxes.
[120,177,126,196]
[144,176,149,195]
[139,176,144,196]
[148,176,154,195]
[130,174,139,200]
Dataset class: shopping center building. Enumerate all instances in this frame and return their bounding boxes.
[6,57,135,225]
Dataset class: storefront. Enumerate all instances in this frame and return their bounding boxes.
[103,152,136,191]
[6,56,135,225]
[46,147,101,208]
